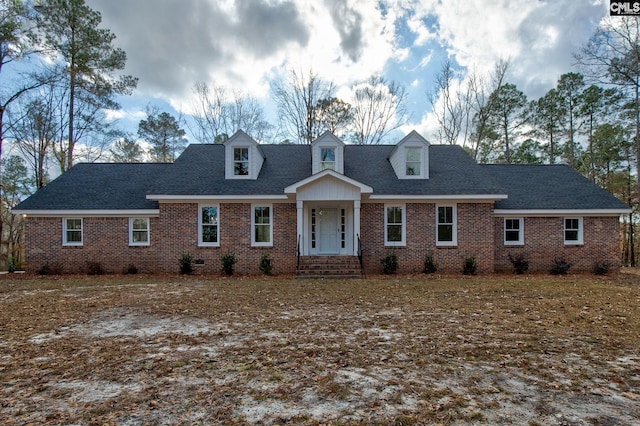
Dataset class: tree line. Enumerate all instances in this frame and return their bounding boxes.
[1,0,640,268]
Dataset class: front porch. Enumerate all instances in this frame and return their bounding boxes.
[285,169,372,258]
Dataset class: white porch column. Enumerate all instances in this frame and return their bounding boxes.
[296,200,304,255]
[353,200,361,256]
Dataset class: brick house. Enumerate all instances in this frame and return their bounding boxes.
[13,130,631,276]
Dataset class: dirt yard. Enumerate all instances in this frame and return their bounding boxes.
[1,272,639,425]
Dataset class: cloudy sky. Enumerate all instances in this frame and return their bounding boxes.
[86,0,610,143]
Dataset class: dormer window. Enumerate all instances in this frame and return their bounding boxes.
[224,131,265,180]
[321,148,336,171]
[234,147,249,176]
[388,130,430,179]
[406,148,421,176]
[311,132,344,174]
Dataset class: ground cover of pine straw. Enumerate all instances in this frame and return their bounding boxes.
[1,273,639,425]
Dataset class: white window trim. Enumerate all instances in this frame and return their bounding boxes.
[62,218,83,246]
[504,217,524,246]
[384,204,406,246]
[251,204,273,247]
[198,204,220,247]
[564,217,584,245]
[320,147,336,171]
[436,204,457,246]
[129,217,150,246]
[233,146,251,178]
[405,147,423,178]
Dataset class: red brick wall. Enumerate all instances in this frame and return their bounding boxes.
[493,216,621,273]
[157,203,297,274]
[360,202,494,274]
[22,205,621,275]
[24,217,160,274]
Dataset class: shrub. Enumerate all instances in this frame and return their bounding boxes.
[179,253,193,275]
[221,252,236,275]
[592,261,610,275]
[37,263,63,275]
[462,257,477,275]
[123,264,139,275]
[259,252,273,275]
[508,252,529,275]
[86,261,104,275]
[422,252,437,274]
[380,252,398,275]
[550,258,571,275]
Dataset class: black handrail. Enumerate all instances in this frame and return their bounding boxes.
[297,234,301,269]
[357,233,363,270]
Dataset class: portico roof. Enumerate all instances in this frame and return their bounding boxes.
[284,169,373,195]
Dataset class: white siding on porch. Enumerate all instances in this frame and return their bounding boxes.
[296,177,361,201]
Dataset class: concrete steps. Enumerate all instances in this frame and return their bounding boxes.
[296,255,364,279]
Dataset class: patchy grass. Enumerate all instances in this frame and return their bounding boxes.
[1,273,639,425]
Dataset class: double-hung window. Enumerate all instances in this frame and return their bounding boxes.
[385,204,405,246]
[252,205,272,246]
[436,205,457,246]
[406,148,421,176]
[564,217,583,245]
[233,147,249,176]
[199,205,219,246]
[63,218,83,246]
[504,218,523,245]
[129,218,150,246]
[320,148,336,171]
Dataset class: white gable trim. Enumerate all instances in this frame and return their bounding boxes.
[312,131,345,146]
[388,130,430,157]
[494,209,631,217]
[369,194,508,201]
[147,195,288,201]
[284,169,373,194]
[14,209,160,217]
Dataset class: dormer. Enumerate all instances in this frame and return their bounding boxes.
[389,130,430,179]
[224,130,265,180]
[311,131,344,174]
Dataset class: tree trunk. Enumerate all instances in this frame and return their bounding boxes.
[0,107,4,265]
[67,59,75,172]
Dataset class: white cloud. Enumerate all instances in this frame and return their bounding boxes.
[88,0,400,117]
[400,0,609,141]
[411,0,607,93]
[104,108,146,122]
[84,0,610,143]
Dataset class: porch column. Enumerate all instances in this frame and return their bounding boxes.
[353,200,361,256]
[296,200,304,255]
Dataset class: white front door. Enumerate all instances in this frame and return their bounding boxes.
[318,208,339,254]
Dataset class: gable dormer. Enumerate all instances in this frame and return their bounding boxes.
[224,130,265,180]
[311,131,345,174]
[389,130,430,179]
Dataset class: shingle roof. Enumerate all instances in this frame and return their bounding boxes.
[14,163,170,211]
[147,143,505,196]
[344,145,505,195]
[148,144,312,195]
[13,144,629,212]
[482,164,630,211]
